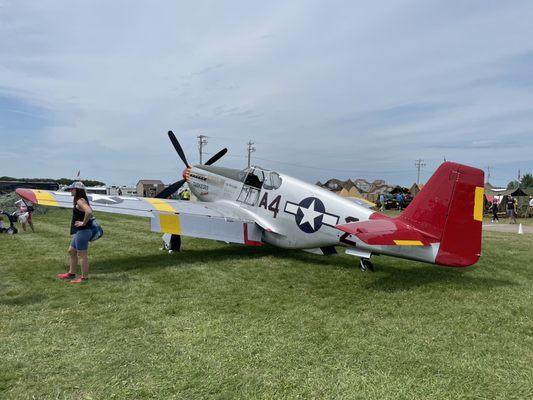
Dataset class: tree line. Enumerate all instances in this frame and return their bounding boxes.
[0,176,106,187]
[507,173,533,190]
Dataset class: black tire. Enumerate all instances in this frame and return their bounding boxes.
[359,258,374,272]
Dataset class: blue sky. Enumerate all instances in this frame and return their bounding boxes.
[1,0,532,187]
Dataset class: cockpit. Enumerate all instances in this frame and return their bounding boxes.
[238,167,282,189]
[237,166,283,205]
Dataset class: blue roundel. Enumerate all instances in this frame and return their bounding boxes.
[295,197,325,233]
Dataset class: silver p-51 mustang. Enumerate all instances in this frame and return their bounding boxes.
[17,131,485,271]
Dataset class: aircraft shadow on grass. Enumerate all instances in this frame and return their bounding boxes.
[91,245,515,293]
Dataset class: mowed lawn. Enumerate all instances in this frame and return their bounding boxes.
[1,208,532,399]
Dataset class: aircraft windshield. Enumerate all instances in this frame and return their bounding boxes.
[238,167,282,190]
[264,171,282,190]
[238,168,250,182]
[244,169,264,189]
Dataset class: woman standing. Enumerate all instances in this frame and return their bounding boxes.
[56,182,93,283]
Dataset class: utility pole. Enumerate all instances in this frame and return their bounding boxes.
[415,159,426,185]
[486,166,492,183]
[197,135,208,164]
[247,140,256,168]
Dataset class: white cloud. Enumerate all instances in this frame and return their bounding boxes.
[1,0,533,186]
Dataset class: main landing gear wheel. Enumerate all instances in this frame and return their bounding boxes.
[359,258,374,272]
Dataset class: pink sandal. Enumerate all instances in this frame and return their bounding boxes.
[57,273,76,280]
[70,277,88,284]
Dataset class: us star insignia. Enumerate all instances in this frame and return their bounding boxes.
[284,197,339,233]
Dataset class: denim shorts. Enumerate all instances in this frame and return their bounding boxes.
[70,229,92,251]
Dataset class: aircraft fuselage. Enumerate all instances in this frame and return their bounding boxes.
[189,165,371,248]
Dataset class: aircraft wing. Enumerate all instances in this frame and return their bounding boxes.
[15,188,263,246]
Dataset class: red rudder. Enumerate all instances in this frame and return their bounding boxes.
[399,162,484,267]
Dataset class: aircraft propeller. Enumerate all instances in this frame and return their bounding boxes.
[155,131,227,199]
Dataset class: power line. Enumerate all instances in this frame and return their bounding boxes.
[197,135,208,164]
[486,166,492,183]
[415,159,426,184]
[203,150,426,176]
[246,140,256,168]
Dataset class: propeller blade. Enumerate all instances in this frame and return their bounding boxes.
[155,179,186,199]
[168,130,190,168]
[205,148,228,165]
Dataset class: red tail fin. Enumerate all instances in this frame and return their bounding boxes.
[399,162,484,267]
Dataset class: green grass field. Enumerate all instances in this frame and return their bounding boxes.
[1,208,532,399]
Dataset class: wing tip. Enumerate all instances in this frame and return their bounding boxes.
[15,188,37,204]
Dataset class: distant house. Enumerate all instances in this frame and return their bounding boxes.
[353,179,372,193]
[409,183,424,197]
[365,184,395,203]
[107,186,137,196]
[85,186,107,195]
[322,178,347,192]
[318,177,387,206]
[136,179,165,197]
[339,186,362,198]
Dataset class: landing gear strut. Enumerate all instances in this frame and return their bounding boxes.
[359,258,374,272]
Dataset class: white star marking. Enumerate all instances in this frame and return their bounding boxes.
[90,194,117,203]
[298,200,323,230]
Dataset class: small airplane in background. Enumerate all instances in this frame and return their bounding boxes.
[16,131,485,271]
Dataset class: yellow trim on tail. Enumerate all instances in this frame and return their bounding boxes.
[159,214,181,234]
[394,240,424,246]
[473,186,484,221]
[145,198,175,213]
[34,190,59,207]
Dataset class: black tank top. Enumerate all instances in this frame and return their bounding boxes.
[71,203,91,234]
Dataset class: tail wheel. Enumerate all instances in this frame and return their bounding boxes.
[359,258,374,272]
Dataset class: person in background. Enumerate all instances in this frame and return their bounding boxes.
[56,182,93,283]
[15,199,35,232]
[506,196,517,224]
[528,196,533,218]
[379,193,385,212]
[179,189,191,201]
[117,188,123,196]
[396,192,404,211]
[490,200,499,223]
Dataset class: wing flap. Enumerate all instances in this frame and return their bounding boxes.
[150,211,262,245]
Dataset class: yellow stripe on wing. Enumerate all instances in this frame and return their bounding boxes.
[159,214,181,234]
[394,240,424,246]
[34,190,59,207]
[145,198,175,213]
[473,186,484,222]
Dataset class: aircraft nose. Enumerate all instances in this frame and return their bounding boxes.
[182,167,191,181]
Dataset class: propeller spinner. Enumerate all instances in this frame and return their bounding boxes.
[155,131,227,199]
